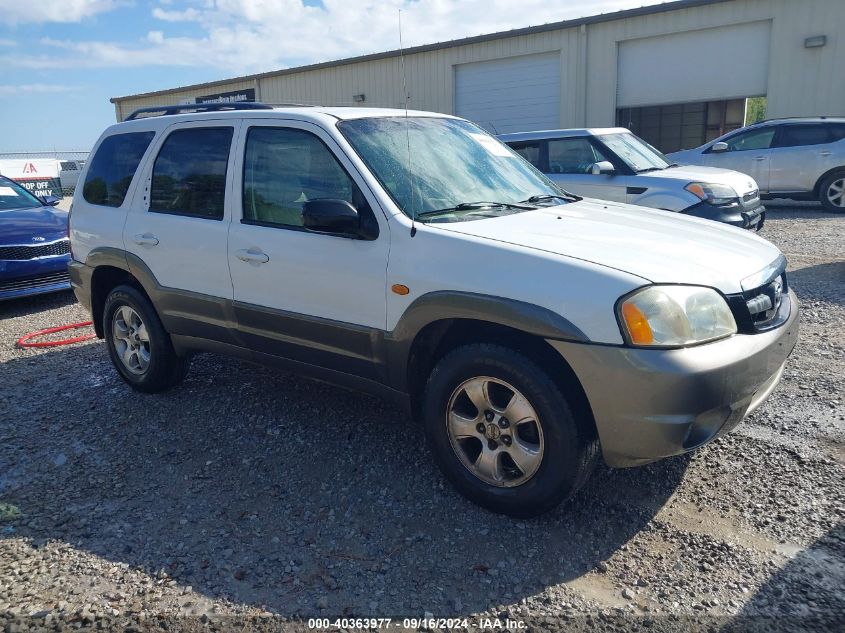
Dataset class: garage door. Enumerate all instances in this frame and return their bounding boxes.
[617,21,771,108]
[455,52,560,134]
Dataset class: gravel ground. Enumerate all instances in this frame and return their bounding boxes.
[1,203,843,632]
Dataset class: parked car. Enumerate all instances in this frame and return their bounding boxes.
[59,159,86,195]
[0,175,71,301]
[500,128,766,230]
[667,117,845,212]
[69,103,798,517]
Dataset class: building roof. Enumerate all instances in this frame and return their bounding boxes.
[111,0,734,103]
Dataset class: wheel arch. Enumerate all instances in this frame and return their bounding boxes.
[86,248,152,338]
[813,165,845,197]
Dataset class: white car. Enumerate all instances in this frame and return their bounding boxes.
[667,117,845,212]
[500,128,765,230]
[69,103,798,517]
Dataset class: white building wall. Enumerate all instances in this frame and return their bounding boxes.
[113,0,844,128]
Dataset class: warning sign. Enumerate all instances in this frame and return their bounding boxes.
[0,159,63,198]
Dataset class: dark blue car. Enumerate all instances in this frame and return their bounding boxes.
[0,175,71,301]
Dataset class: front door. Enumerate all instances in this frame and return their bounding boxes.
[545,137,629,202]
[227,120,390,379]
[702,126,774,192]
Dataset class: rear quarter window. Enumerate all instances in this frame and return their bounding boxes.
[83,131,155,207]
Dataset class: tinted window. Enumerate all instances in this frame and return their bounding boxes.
[83,132,154,207]
[242,127,357,228]
[150,127,233,220]
[508,141,542,168]
[776,125,830,148]
[829,124,845,142]
[548,138,608,174]
[723,128,775,152]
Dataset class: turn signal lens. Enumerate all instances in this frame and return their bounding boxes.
[621,302,654,345]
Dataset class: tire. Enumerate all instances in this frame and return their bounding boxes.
[103,284,188,393]
[422,343,599,518]
[818,170,845,212]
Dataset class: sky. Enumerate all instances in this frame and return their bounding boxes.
[0,0,665,152]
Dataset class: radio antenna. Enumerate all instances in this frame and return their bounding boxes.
[398,9,417,237]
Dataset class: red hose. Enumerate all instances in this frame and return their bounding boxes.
[17,321,96,348]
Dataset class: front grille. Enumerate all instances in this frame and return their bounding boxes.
[0,239,70,260]
[727,265,789,333]
[0,271,70,293]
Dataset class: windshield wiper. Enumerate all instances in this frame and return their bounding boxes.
[522,193,581,204]
[637,166,665,173]
[416,201,535,218]
[665,163,680,168]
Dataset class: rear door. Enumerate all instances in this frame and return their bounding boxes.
[546,136,628,202]
[700,127,773,191]
[123,120,239,339]
[227,120,390,379]
[769,123,839,194]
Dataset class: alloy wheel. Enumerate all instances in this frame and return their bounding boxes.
[446,376,545,487]
[827,177,845,208]
[112,305,151,375]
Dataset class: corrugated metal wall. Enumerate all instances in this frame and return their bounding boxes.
[114,0,845,127]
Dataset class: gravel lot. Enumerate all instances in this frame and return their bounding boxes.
[1,203,843,632]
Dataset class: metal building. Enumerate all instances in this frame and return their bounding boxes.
[111,0,844,153]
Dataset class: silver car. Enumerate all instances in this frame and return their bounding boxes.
[500,128,766,230]
[668,117,845,212]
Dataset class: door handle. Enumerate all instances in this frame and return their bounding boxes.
[820,151,832,156]
[236,248,270,264]
[753,156,767,161]
[133,233,159,246]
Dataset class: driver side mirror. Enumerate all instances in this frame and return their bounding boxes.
[711,142,729,153]
[303,199,375,239]
[591,160,616,176]
[38,195,62,206]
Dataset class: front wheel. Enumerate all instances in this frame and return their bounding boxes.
[819,171,845,212]
[422,343,598,517]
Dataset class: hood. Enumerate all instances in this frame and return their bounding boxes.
[642,164,758,195]
[0,205,69,246]
[431,199,781,294]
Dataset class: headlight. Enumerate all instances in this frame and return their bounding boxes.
[685,182,738,205]
[618,285,737,347]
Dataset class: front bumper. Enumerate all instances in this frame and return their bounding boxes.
[0,255,71,301]
[548,289,798,467]
[682,199,765,231]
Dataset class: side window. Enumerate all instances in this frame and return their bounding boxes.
[242,127,360,228]
[723,128,775,152]
[548,138,608,174]
[82,132,154,207]
[508,141,542,168]
[150,127,234,220]
[775,125,831,148]
[828,124,845,143]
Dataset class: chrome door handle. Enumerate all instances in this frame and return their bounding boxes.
[236,248,269,264]
[133,233,159,246]
[820,151,832,156]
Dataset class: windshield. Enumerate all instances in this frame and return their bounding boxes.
[599,132,670,172]
[338,117,562,219]
[0,178,42,211]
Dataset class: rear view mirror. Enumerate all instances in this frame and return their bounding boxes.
[711,142,729,153]
[591,161,616,175]
[302,199,361,237]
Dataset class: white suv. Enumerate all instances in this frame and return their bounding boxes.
[69,103,798,517]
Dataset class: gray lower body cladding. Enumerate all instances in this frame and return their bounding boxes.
[548,289,799,467]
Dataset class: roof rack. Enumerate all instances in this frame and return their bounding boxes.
[125,102,274,121]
